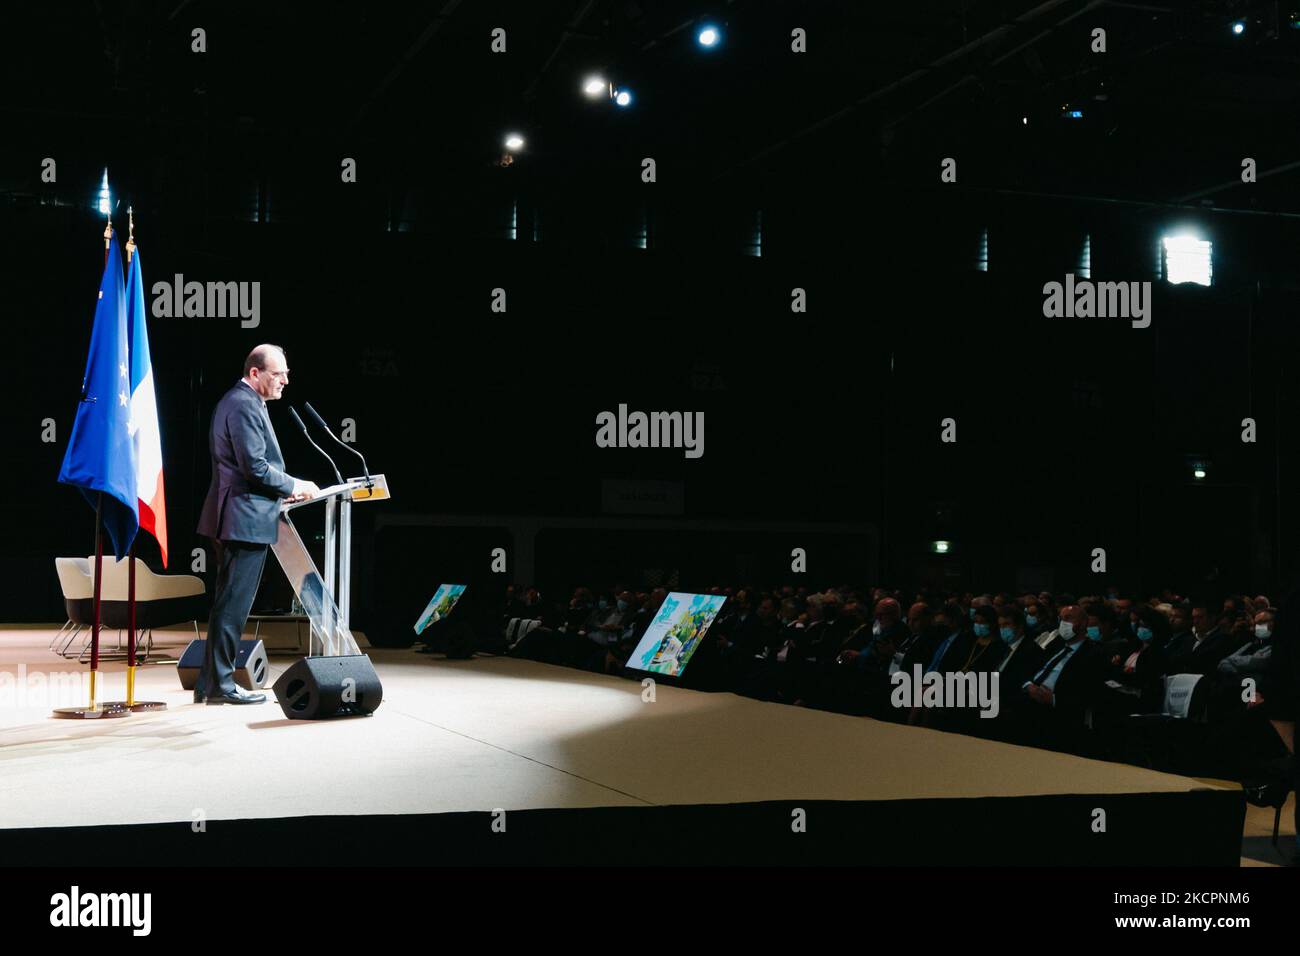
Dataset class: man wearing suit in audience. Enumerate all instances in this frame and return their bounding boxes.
[898,602,944,673]
[1017,604,1104,753]
[978,604,1048,741]
[1165,604,1194,654]
[916,602,967,673]
[838,598,909,670]
[834,597,912,716]
[1165,603,1239,676]
[994,604,1046,691]
[195,344,319,704]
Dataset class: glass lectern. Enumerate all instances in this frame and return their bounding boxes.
[275,474,390,656]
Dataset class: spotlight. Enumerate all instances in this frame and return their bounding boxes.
[697,25,721,48]
[1162,234,1213,286]
[504,133,525,151]
[1193,468,1207,480]
[1232,20,1245,35]
[582,75,607,98]
[930,540,951,555]
[614,89,633,107]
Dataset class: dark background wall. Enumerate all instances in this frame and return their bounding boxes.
[4,1,1300,634]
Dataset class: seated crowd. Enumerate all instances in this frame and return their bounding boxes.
[435,583,1291,782]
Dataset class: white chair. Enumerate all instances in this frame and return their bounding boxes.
[52,557,93,654]
[1126,673,1208,721]
[504,617,542,651]
[1159,673,1206,720]
[54,556,205,662]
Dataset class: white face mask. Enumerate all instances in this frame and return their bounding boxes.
[1058,621,1075,640]
[871,620,882,636]
[1255,624,1272,640]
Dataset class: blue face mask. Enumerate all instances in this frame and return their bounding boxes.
[1136,626,1153,642]
[969,607,977,620]
[1086,626,1102,641]
[1025,614,1038,627]
[598,599,608,610]
[617,599,628,611]
[999,626,1017,644]
[973,623,990,638]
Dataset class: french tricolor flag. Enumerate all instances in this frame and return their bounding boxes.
[124,246,169,567]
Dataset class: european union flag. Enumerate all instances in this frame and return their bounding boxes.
[58,236,139,559]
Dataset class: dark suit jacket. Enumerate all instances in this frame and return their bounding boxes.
[1097,638,1168,713]
[196,382,296,544]
[898,624,944,673]
[1026,639,1104,727]
[1164,626,1239,677]
[996,636,1046,689]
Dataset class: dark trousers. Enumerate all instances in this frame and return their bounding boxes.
[198,539,268,696]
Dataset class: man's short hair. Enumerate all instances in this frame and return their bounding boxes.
[243,344,286,377]
[997,604,1025,626]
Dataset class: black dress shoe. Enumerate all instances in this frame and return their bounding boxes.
[193,689,206,703]
[205,690,266,705]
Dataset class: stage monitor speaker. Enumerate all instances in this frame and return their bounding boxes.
[177,639,270,690]
[272,655,383,720]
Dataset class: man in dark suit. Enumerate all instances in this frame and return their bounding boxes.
[195,344,319,704]
[1016,604,1104,753]
[1165,603,1239,676]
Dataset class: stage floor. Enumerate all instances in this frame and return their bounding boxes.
[0,626,1270,865]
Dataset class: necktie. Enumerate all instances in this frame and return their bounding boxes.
[1033,645,1071,684]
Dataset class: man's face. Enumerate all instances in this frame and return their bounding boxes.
[249,352,289,400]
[1191,608,1208,633]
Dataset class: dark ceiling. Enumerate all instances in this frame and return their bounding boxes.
[4,1,1300,218]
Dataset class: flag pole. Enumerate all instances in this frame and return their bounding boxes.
[90,217,111,710]
[105,206,166,713]
[125,209,136,707]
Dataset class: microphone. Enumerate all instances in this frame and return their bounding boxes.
[304,402,372,488]
[289,406,343,485]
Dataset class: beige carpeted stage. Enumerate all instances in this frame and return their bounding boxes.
[0,625,1278,865]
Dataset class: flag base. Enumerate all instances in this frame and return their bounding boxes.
[100,700,167,712]
[101,665,166,710]
[52,705,131,720]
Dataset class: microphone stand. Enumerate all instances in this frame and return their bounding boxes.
[304,402,373,489]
